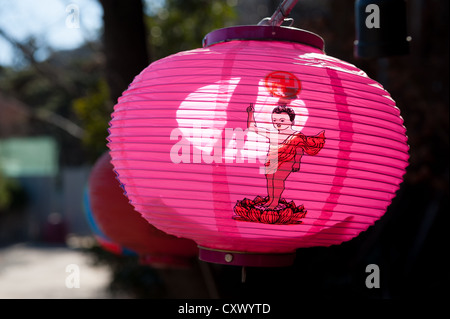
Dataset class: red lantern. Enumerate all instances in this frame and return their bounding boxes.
[107,25,409,267]
[83,187,136,256]
[88,152,199,268]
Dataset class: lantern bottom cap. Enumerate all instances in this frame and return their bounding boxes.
[198,246,296,267]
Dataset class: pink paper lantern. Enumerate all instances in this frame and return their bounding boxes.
[107,26,409,267]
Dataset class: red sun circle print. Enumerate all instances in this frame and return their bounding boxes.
[264,71,302,99]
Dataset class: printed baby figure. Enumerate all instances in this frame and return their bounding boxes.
[246,103,325,211]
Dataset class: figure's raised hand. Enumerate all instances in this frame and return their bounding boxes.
[247,104,254,113]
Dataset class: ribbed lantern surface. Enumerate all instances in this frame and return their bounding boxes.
[107,26,409,263]
[88,152,199,267]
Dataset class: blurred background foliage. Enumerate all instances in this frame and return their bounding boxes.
[146,0,237,60]
[72,78,111,160]
[0,170,27,213]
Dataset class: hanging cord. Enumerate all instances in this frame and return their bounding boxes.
[257,0,299,26]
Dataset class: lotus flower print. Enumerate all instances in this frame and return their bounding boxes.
[233,196,307,225]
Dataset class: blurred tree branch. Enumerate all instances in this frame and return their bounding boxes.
[0,28,78,96]
[0,91,84,140]
[0,26,85,140]
[34,108,85,139]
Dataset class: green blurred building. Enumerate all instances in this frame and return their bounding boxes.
[0,137,58,178]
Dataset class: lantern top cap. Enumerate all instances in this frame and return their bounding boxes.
[202,25,325,51]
